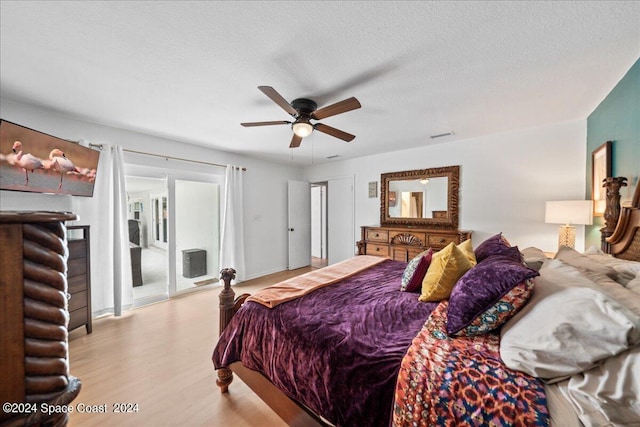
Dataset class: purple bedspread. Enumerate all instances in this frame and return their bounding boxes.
[212,259,437,427]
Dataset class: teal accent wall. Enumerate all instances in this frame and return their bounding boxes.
[585,58,640,248]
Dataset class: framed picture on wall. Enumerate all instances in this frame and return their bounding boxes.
[592,140,612,216]
[368,181,377,198]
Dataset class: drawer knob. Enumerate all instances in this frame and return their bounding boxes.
[440,238,445,243]
[376,247,380,251]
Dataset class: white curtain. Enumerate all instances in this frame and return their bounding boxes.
[219,165,246,282]
[74,144,132,316]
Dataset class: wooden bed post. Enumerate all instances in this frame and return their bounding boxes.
[217,267,236,393]
[601,177,627,253]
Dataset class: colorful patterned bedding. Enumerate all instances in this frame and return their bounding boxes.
[393,300,549,426]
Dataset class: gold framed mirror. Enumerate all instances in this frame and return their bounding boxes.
[380,165,459,228]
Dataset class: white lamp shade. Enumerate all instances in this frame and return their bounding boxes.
[545,200,593,225]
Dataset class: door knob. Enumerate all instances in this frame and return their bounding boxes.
[289,228,295,231]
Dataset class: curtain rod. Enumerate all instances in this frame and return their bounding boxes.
[88,143,246,171]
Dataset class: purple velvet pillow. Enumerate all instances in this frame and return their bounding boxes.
[474,233,512,262]
[496,245,524,263]
[446,254,539,336]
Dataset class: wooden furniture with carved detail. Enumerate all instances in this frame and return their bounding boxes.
[359,165,471,260]
[67,225,92,334]
[0,211,82,427]
[600,176,628,253]
[359,225,472,261]
[604,178,640,259]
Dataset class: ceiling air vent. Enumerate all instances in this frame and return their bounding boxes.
[430,131,455,139]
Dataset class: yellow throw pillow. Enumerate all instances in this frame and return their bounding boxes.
[458,238,477,266]
[419,242,473,302]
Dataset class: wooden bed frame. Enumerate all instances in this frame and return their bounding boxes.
[215,180,640,427]
[605,177,640,259]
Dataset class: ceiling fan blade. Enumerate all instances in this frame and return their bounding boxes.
[241,120,290,127]
[314,123,356,142]
[289,133,303,148]
[258,86,298,116]
[311,97,361,120]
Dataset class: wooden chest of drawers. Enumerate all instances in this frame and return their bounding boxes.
[359,225,471,262]
[0,211,82,426]
[67,225,92,334]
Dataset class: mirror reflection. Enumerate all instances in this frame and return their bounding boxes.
[380,165,459,228]
[387,177,448,219]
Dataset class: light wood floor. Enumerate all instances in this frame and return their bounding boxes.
[67,267,315,427]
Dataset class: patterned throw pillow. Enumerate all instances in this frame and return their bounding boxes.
[419,243,474,302]
[474,233,512,263]
[400,249,433,292]
[446,254,539,336]
[452,279,534,336]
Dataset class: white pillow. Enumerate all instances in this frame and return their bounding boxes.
[582,245,640,286]
[554,246,618,280]
[520,246,548,271]
[500,259,640,382]
[564,345,640,426]
[628,271,640,295]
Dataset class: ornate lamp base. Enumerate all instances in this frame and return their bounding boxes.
[558,225,576,249]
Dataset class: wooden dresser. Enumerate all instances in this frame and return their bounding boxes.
[359,225,472,262]
[0,211,81,427]
[67,225,92,334]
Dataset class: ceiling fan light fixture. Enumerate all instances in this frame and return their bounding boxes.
[292,121,313,138]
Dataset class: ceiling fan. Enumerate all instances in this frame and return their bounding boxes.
[241,86,361,148]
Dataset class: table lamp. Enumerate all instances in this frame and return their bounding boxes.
[545,200,593,249]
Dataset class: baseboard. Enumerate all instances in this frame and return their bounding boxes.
[240,266,289,283]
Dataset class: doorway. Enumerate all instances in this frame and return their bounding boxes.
[291,177,353,268]
[125,172,221,307]
[126,176,169,305]
[174,180,220,292]
[311,183,328,268]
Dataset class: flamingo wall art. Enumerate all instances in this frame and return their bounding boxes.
[0,120,100,196]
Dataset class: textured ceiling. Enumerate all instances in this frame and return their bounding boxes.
[1,1,639,165]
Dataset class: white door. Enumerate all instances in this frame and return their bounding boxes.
[327,177,355,265]
[288,180,311,269]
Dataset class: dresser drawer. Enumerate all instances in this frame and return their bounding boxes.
[68,275,87,294]
[366,229,388,242]
[427,234,457,248]
[68,308,88,332]
[67,258,87,278]
[407,246,425,260]
[366,243,389,256]
[68,290,87,312]
[66,225,92,334]
[68,240,87,259]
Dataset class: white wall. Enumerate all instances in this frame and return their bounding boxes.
[304,120,588,254]
[1,98,304,313]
